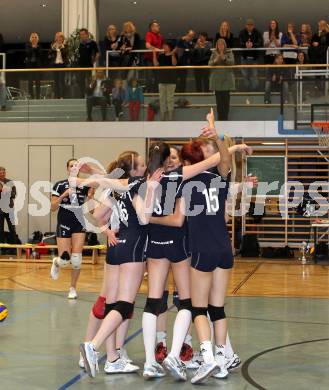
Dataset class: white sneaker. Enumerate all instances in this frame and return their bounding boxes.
[225,353,241,371]
[68,287,78,299]
[50,258,59,280]
[143,362,166,380]
[79,352,85,369]
[104,358,139,374]
[213,349,229,379]
[79,342,99,378]
[191,361,218,384]
[163,355,187,381]
[119,348,133,364]
[185,352,203,369]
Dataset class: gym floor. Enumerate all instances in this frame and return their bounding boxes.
[1,259,329,390]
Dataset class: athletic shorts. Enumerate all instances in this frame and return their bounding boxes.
[146,234,190,263]
[190,246,234,272]
[56,213,86,238]
[106,229,148,265]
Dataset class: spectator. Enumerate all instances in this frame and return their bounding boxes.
[86,70,111,121]
[309,20,329,64]
[25,32,42,99]
[297,50,307,65]
[191,32,212,92]
[300,24,312,47]
[239,19,263,91]
[48,32,69,99]
[175,29,196,92]
[263,20,282,64]
[281,22,301,64]
[153,41,177,121]
[120,21,142,67]
[209,38,235,121]
[264,54,289,104]
[77,28,99,98]
[112,78,126,121]
[145,20,164,92]
[0,72,6,111]
[0,167,18,244]
[101,24,122,67]
[127,78,144,121]
[215,21,234,48]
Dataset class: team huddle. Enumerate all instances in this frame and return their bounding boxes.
[49,111,253,384]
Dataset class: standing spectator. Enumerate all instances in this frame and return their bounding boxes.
[145,20,164,92]
[191,32,212,92]
[215,21,234,48]
[239,19,263,91]
[48,32,69,99]
[120,21,142,67]
[101,24,122,67]
[281,23,301,64]
[309,20,329,64]
[25,32,42,99]
[86,70,111,121]
[0,72,6,111]
[127,78,144,121]
[0,167,18,244]
[263,20,282,64]
[264,54,289,104]
[153,41,177,121]
[112,78,126,121]
[209,38,235,120]
[77,28,99,98]
[175,29,196,92]
[300,24,312,47]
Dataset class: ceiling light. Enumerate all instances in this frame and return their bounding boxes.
[40,3,47,7]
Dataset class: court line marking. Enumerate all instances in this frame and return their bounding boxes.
[57,304,176,389]
[241,338,329,390]
[232,262,263,294]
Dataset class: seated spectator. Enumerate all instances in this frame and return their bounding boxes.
[239,19,263,91]
[281,23,301,64]
[120,21,142,67]
[264,54,289,104]
[48,32,69,99]
[145,20,164,92]
[175,29,196,92]
[209,38,235,120]
[215,21,234,48]
[101,24,122,67]
[153,41,177,121]
[309,20,329,64]
[112,78,126,121]
[263,20,282,64]
[127,78,144,121]
[86,70,111,121]
[300,24,312,47]
[25,32,42,99]
[297,50,307,65]
[0,72,6,111]
[191,32,212,92]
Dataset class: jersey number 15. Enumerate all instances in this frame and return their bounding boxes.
[202,188,219,213]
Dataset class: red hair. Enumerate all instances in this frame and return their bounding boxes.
[181,141,204,164]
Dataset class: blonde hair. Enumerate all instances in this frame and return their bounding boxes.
[215,38,227,52]
[219,21,231,38]
[318,20,329,33]
[122,21,136,35]
[29,32,39,43]
[54,32,65,43]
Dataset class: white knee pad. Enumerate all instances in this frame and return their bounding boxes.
[56,251,71,268]
[71,253,82,269]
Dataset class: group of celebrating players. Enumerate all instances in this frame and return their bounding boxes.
[50,110,253,384]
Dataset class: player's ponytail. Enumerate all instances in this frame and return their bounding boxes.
[107,160,118,174]
[107,151,139,178]
[147,142,170,175]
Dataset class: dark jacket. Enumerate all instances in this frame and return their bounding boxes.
[0,178,16,209]
[25,44,42,67]
[120,33,142,66]
[86,78,111,102]
[215,33,235,48]
[239,28,263,59]
[309,32,329,64]
[191,42,212,65]
[48,44,69,66]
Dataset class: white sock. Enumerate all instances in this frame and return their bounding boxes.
[156,331,167,346]
[184,333,193,347]
[142,312,157,366]
[215,344,226,366]
[200,340,214,364]
[225,334,234,359]
[207,313,214,343]
[169,309,191,358]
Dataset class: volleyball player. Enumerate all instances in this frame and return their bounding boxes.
[79,152,163,378]
[50,159,93,299]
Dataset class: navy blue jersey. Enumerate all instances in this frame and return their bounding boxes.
[179,169,230,254]
[149,166,186,238]
[112,176,145,232]
[52,179,89,218]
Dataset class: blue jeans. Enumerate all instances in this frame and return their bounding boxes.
[0,82,6,108]
[240,58,259,91]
